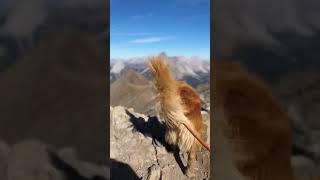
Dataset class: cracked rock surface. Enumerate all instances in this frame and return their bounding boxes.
[110,106,210,180]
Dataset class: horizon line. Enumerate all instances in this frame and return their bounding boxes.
[110,53,210,61]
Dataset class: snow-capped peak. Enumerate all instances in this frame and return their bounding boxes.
[110,53,210,85]
[110,60,125,74]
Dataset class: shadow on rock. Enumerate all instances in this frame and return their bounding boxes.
[125,110,171,151]
[125,110,187,173]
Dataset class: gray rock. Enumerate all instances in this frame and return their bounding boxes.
[110,106,210,180]
[146,164,161,180]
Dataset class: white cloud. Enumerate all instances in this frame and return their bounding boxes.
[129,36,176,44]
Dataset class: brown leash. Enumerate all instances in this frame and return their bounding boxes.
[182,123,210,151]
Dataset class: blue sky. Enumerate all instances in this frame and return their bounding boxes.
[110,0,210,59]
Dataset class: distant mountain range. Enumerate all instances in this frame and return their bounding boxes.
[110,53,211,115]
[110,52,210,87]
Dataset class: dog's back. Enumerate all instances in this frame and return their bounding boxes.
[178,81,203,138]
[148,57,205,151]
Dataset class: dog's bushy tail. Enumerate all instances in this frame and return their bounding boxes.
[148,56,176,93]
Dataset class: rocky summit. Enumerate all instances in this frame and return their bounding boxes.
[110,106,210,180]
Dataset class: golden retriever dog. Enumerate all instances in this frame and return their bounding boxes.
[148,56,209,177]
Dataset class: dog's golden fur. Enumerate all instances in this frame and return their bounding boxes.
[214,61,294,180]
[148,56,206,176]
[148,57,294,179]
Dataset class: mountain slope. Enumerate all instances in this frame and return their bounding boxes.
[110,70,157,115]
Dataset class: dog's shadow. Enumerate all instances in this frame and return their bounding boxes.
[125,110,187,173]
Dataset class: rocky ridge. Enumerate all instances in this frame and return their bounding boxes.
[110,106,210,180]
